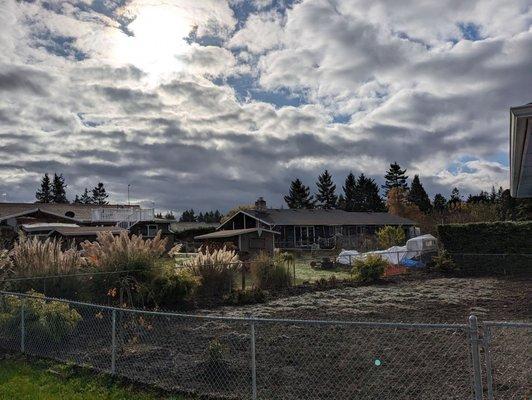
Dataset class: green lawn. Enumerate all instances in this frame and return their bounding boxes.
[0,357,183,400]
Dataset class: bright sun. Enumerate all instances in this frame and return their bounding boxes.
[113,5,192,83]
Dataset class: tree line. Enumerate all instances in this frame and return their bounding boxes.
[283,162,530,220]
[179,209,222,223]
[35,173,109,205]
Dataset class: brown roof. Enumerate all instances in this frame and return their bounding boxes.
[49,226,126,237]
[196,227,279,240]
[221,209,416,228]
[0,202,140,222]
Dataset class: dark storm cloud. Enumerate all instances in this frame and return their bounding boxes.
[0,67,50,96]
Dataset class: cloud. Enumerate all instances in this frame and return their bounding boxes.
[0,0,530,212]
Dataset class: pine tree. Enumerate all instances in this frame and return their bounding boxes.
[433,194,447,213]
[51,173,69,203]
[214,210,222,222]
[408,175,432,213]
[382,162,408,196]
[73,195,81,203]
[79,188,93,204]
[284,178,315,209]
[337,194,346,210]
[35,173,53,203]
[92,182,109,205]
[315,170,337,209]
[448,187,462,206]
[355,174,386,212]
[342,172,357,211]
[179,209,196,222]
[164,212,175,220]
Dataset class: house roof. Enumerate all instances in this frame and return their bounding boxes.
[49,226,126,237]
[21,223,79,233]
[220,209,416,228]
[195,227,279,240]
[510,103,532,197]
[0,202,140,223]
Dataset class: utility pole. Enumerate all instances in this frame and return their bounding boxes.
[127,184,131,205]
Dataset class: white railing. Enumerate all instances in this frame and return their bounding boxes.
[90,208,154,223]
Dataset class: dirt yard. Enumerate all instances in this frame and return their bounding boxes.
[213,275,531,324]
[1,275,529,400]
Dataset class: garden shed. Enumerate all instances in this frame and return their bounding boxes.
[195,227,278,257]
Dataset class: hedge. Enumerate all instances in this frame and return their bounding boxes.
[437,221,532,275]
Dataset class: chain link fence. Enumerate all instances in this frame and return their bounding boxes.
[0,290,529,399]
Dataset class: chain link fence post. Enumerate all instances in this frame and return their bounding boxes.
[468,315,483,400]
[20,298,25,354]
[483,325,494,400]
[111,308,117,375]
[250,319,257,400]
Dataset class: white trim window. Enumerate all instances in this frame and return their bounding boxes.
[146,224,158,237]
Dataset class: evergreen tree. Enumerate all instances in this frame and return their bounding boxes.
[179,209,196,222]
[51,173,69,203]
[35,173,53,203]
[355,174,386,212]
[284,178,315,209]
[79,188,94,204]
[155,212,164,218]
[408,175,432,213]
[467,191,490,204]
[164,212,175,220]
[92,182,109,205]
[342,172,357,211]
[214,210,222,222]
[73,195,81,204]
[448,187,462,206]
[197,212,205,222]
[433,194,447,213]
[337,194,346,210]
[315,170,337,209]
[382,162,408,196]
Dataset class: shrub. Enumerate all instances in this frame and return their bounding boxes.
[183,246,239,298]
[376,226,406,249]
[0,291,82,343]
[206,338,228,368]
[0,249,12,278]
[223,288,267,305]
[81,231,167,305]
[251,251,292,290]
[146,268,199,309]
[437,221,532,275]
[430,250,457,273]
[351,254,387,282]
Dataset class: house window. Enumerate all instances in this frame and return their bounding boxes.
[146,225,158,237]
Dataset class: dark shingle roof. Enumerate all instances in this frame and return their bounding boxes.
[244,209,415,226]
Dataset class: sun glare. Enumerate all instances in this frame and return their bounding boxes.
[113,5,192,83]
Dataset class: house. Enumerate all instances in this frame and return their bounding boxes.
[198,197,417,251]
[0,202,174,248]
[510,103,532,198]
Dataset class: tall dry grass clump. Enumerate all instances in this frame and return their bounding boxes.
[251,251,292,290]
[183,246,240,297]
[81,231,167,271]
[10,234,85,277]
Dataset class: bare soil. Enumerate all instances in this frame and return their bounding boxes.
[2,275,529,399]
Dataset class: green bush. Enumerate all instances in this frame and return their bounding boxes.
[376,226,406,249]
[351,254,387,282]
[206,338,228,369]
[251,252,292,290]
[430,250,458,273]
[223,288,267,305]
[437,221,532,275]
[146,269,199,309]
[0,291,82,343]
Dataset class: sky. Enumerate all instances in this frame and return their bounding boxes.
[0,0,531,213]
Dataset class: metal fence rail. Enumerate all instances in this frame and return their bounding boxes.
[0,290,529,400]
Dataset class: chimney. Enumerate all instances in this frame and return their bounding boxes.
[255,197,267,212]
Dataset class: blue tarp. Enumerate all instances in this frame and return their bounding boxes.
[400,258,425,269]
